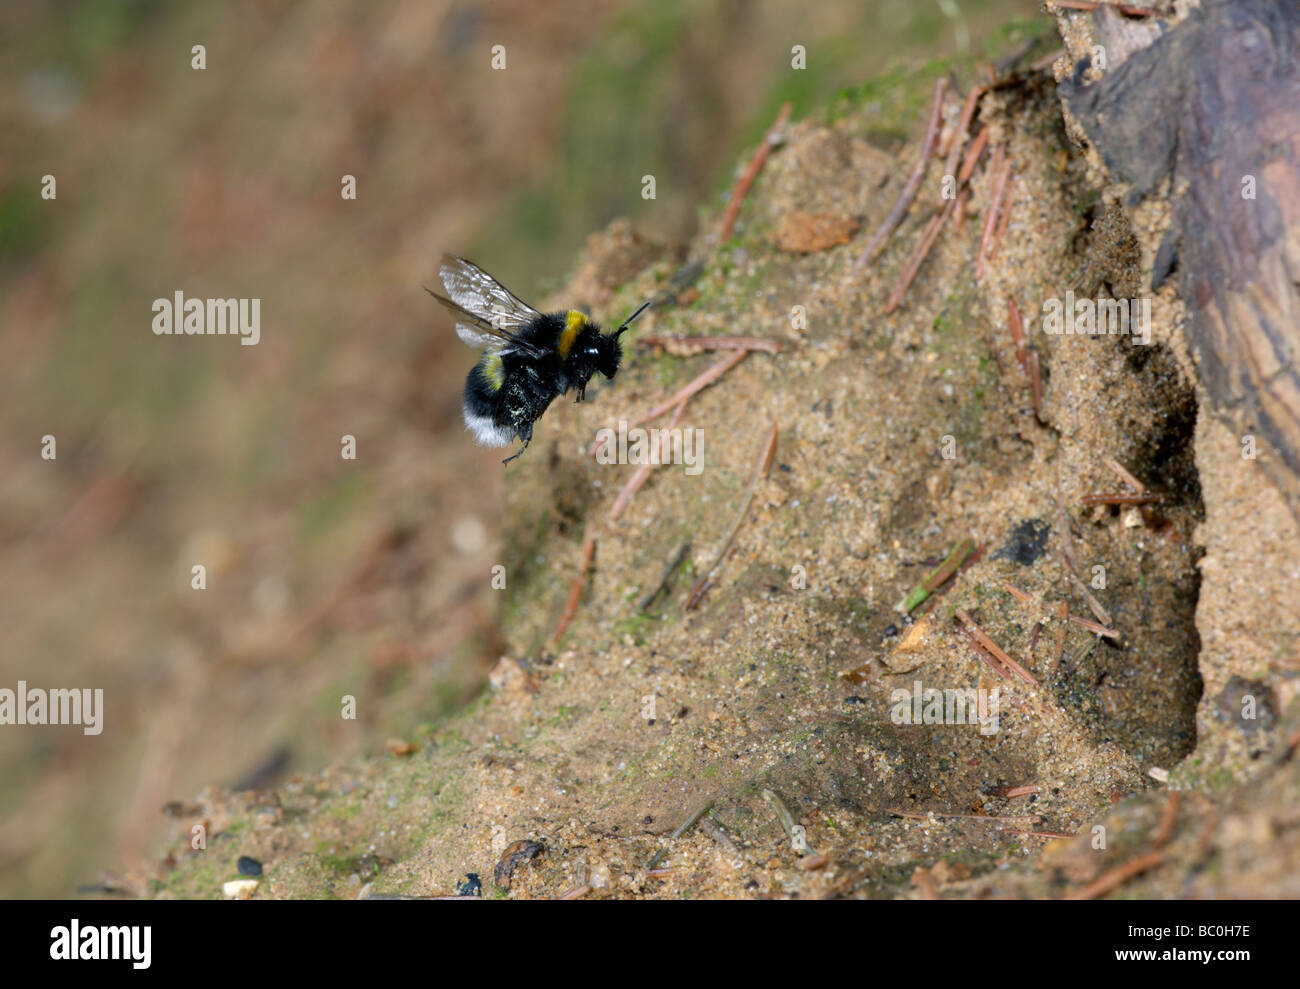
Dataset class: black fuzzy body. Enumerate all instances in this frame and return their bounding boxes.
[462,312,623,462]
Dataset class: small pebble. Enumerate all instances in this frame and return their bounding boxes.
[223,879,259,900]
[236,855,263,877]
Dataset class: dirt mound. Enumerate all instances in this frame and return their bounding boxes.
[145,13,1299,900]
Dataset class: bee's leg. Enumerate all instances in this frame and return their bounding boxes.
[575,382,586,403]
[502,424,533,465]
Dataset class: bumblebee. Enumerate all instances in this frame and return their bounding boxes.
[428,255,651,464]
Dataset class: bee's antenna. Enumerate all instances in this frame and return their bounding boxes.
[613,300,653,338]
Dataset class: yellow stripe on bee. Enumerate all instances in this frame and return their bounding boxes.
[482,353,504,391]
[557,310,587,358]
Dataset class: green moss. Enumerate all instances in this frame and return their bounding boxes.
[327,799,363,821]
[981,16,1057,59]
[613,609,658,646]
[315,848,387,879]
[825,57,951,137]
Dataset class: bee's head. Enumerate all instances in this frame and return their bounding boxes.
[567,300,650,390]
[581,329,624,380]
[594,299,652,378]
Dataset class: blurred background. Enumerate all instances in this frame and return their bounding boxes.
[0,0,1031,898]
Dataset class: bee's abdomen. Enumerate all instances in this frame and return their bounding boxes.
[462,354,560,448]
[463,359,513,447]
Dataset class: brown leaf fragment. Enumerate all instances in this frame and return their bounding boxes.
[771,211,860,253]
[494,840,545,889]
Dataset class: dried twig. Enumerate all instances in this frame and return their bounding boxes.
[988,172,1016,259]
[1007,297,1029,373]
[1066,571,1114,629]
[1055,520,1116,631]
[549,520,597,647]
[762,789,804,848]
[1001,581,1119,639]
[1054,600,1069,665]
[1000,581,1033,604]
[637,349,747,425]
[1050,0,1162,17]
[1005,296,1045,422]
[683,421,778,610]
[1280,727,1300,764]
[637,335,783,355]
[975,144,1010,281]
[950,129,986,237]
[1026,621,1042,667]
[719,102,792,243]
[646,800,715,870]
[608,399,688,522]
[1065,790,1179,899]
[940,85,990,199]
[888,809,1041,826]
[1065,849,1165,900]
[593,349,747,460]
[1153,792,1181,850]
[953,187,970,232]
[1068,612,1119,638]
[639,541,692,612]
[956,621,1016,680]
[958,126,989,184]
[884,106,995,311]
[1104,458,1148,493]
[987,784,1040,799]
[1080,491,1165,506]
[700,815,743,857]
[880,86,995,312]
[851,77,949,274]
[884,197,958,313]
[955,608,1039,685]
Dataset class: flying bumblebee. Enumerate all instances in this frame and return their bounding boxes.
[428,255,651,464]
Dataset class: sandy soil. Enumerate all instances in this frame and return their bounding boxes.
[142,22,1300,900]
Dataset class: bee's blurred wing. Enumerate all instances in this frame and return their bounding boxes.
[425,288,547,358]
[455,322,503,351]
[439,255,543,333]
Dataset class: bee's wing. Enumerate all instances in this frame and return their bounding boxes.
[425,289,547,358]
[439,255,543,334]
